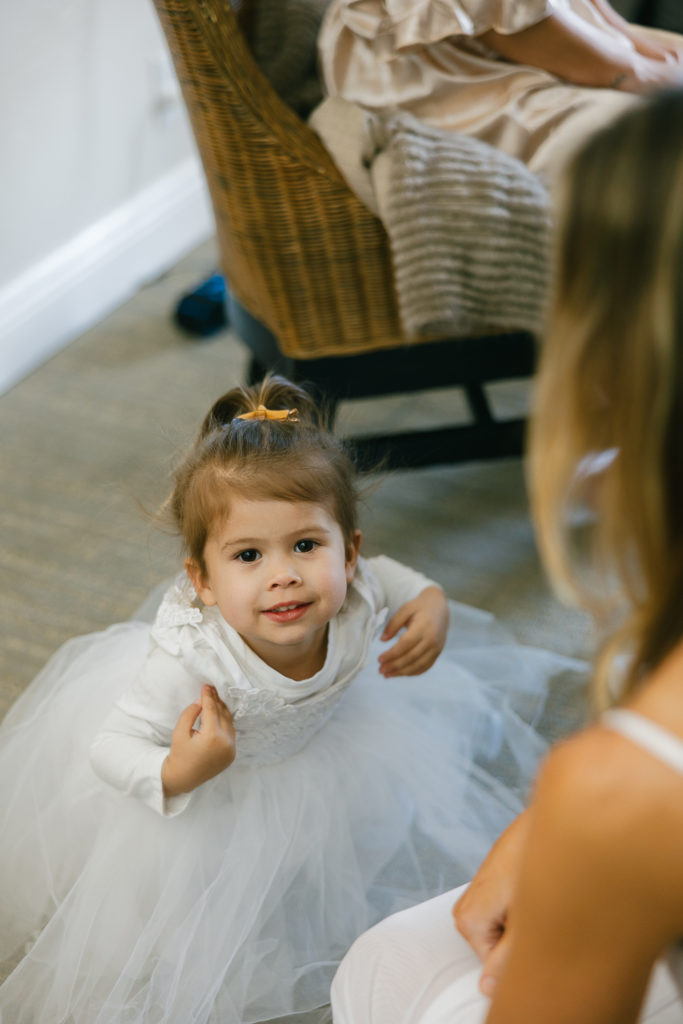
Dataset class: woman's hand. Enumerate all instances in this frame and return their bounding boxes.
[480,10,683,94]
[453,810,530,996]
[615,51,683,94]
[162,684,236,797]
[378,586,449,677]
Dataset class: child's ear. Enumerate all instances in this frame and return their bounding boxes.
[345,530,362,584]
[185,557,217,607]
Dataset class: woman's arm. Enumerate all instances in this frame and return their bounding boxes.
[484,729,683,1023]
[478,8,683,93]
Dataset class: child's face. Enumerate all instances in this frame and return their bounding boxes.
[187,498,361,679]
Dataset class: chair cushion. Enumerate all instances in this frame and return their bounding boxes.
[249,0,331,116]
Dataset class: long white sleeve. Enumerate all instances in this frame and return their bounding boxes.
[89,644,219,816]
[366,554,441,617]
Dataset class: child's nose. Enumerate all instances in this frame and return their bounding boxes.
[268,562,302,589]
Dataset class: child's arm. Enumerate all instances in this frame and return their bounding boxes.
[161,684,235,798]
[378,586,449,677]
[366,555,449,677]
[90,644,233,816]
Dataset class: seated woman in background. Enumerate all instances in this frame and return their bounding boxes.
[330,87,683,1023]
[319,0,683,180]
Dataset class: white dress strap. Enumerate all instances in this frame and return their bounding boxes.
[602,709,683,777]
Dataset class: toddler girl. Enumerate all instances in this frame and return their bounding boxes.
[0,375,583,1023]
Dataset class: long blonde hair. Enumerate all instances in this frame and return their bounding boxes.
[529,90,683,706]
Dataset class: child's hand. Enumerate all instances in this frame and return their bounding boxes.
[162,684,236,798]
[378,586,449,677]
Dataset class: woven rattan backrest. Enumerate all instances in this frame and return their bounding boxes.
[152,0,405,358]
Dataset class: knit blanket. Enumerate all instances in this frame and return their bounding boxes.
[311,97,552,337]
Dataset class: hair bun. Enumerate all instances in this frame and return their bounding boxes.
[200,375,321,437]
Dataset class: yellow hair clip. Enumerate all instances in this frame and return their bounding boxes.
[235,404,299,422]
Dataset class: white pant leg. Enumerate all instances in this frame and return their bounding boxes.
[331,886,683,1024]
[331,886,489,1024]
[639,961,683,1023]
[414,951,683,1024]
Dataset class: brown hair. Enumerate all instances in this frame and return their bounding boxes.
[529,89,683,707]
[166,375,359,575]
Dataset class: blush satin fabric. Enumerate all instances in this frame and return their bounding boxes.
[319,0,641,180]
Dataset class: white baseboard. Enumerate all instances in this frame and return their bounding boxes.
[0,158,214,395]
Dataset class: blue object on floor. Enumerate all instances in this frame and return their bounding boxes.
[174,273,228,337]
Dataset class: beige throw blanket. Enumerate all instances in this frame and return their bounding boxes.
[310,97,552,338]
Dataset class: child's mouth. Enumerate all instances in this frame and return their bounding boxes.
[262,602,311,623]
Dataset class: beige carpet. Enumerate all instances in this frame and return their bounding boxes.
[0,237,594,999]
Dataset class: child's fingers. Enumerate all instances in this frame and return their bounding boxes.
[199,684,231,732]
[176,699,203,737]
[218,700,234,725]
[201,686,235,740]
[206,687,233,723]
[405,652,438,675]
[199,685,217,716]
[382,650,431,677]
[217,702,235,737]
[380,638,431,676]
[381,607,411,641]
[378,630,415,664]
[379,626,435,665]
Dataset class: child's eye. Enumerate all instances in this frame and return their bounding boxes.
[236,549,261,563]
[294,539,317,554]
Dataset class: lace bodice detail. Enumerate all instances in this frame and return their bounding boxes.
[224,680,354,767]
[153,574,203,633]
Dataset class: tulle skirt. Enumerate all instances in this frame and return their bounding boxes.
[0,601,586,1023]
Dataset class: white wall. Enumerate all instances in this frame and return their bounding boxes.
[0,0,214,394]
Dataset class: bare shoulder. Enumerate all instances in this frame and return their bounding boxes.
[535,725,683,846]
[528,725,683,931]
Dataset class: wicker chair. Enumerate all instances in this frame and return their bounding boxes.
[152,0,536,469]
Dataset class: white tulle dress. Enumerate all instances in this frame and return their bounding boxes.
[0,555,585,1024]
